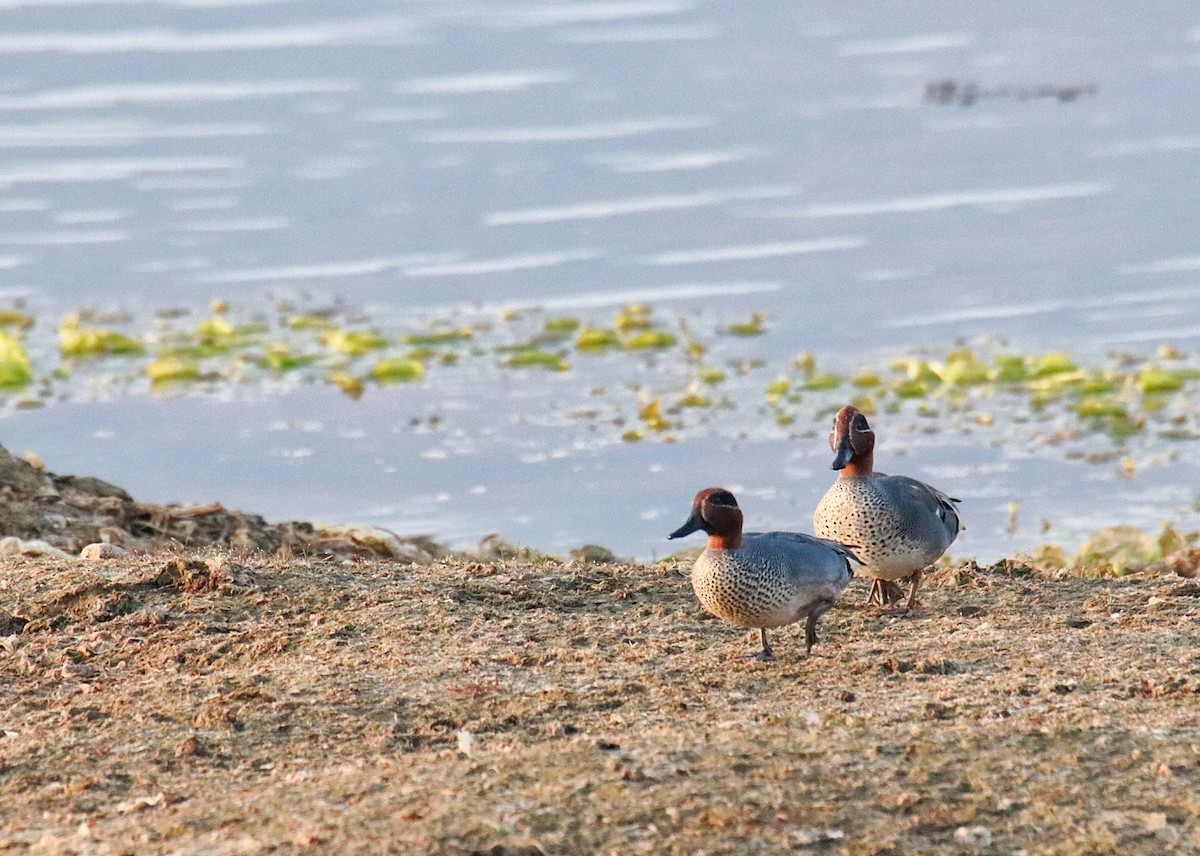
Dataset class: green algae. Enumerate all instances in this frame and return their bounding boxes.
[7,297,1200,456]
[0,310,34,329]
[195,315,236,341]
[991,354,1028,383]
[574,327,620,351]
[401,328,473,346]
[940,349,990,385]
[287,314,338,331]
[503,349,569,371]
[321,329,390,355]
[58,318,144,357]
[328,372,364,398]
[637,398,671,432]
[613,304,652,333]
[259,344,318,372]
[852,371,883,388]
[1031,352,1078,377]
[726,313,766,336]
[764,377,790,396]
[801,373,842,391]
[146,355,201,384]
[622,330,677,350]
[370,357,425,383]
[1136,366,1184,393]
[543,317,581,335]
[0,333,32,388]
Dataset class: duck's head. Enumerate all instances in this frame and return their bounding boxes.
[829,405,874,474]
[667,487,744,549]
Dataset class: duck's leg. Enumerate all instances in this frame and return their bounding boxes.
[754,628,775,661]
[865,578,884,605]
[805,600,833,655]
[881,580,906,604]
[905,568,923,610]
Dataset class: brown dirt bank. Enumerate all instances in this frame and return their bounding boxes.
[1,548,1198,855]
[0,445,443,561]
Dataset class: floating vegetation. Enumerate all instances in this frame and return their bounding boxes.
[1031,351,1078,377]
[0,310,33,329]
[637,398,671,432]
[321,329,389,356]
[802,373,842,391]
[146,355,201,384]
[370,357,425,384]
[287,314,338,331]
[940,349,990,385]
[543,317,581,335]
[726,313,766,336]
[195,315,236,341]
[58,316,144,357]
[613,303,652,333]
[259,344,317,373]
[502,348,569,371]
[328,372,364,398]
[401,327,473,346]
[0,333,32,388]
[622,329,677,350]
[1137,365,1185,394]
[575,327,620,351]
[3,298,1200,455]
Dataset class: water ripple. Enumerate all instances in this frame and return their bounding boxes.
[420,115,712,144]
[195,255,458,285]
[586,147,756,173]
[0,157,239,187]
[642,236,865,266]
[838,32,974,57]
[404,250,600,278]
[489,1,696,28]
[0,17,414,54]
[771,182,1108,219]
[0,79,356,110]
[397,70,573,95]
[487,185,796,226]
[0,121,266,147]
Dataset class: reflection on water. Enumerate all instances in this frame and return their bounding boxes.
[0,1,1198,559]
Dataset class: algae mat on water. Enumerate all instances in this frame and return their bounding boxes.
[1,553,1198,854]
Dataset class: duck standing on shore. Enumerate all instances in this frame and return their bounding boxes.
[814,405,961,611]
[668,487,858,660]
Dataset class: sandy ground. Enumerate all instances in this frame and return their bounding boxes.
[2,548,1199,855]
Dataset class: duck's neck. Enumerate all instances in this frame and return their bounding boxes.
[707,533,744,550]
[839,452,874,477]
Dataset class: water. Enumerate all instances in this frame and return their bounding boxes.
[1,1,1199,560]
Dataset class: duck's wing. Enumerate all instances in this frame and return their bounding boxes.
[747,531,864,566]
[877,473,962,536]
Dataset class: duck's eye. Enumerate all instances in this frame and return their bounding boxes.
[708,491,738,507]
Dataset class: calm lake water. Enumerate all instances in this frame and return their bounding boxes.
[1,1,1199,560]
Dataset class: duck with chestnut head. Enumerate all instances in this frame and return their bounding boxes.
[669,487,859,660]
[814,405,961,611]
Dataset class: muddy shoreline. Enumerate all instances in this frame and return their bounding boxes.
[1,451,1198,853]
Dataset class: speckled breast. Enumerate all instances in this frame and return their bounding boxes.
[690,553,794,629]
[814,479,931,579]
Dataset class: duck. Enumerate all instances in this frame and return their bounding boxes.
[813,405,961,611]
[668,487,858,660]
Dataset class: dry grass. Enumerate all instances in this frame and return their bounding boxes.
[1,553,1199,855]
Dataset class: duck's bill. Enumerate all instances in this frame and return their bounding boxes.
[667,512,704,540]
[830,433,854,470]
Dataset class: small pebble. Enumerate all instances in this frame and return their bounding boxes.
[80,543,129,559]
[953,825,993,847]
